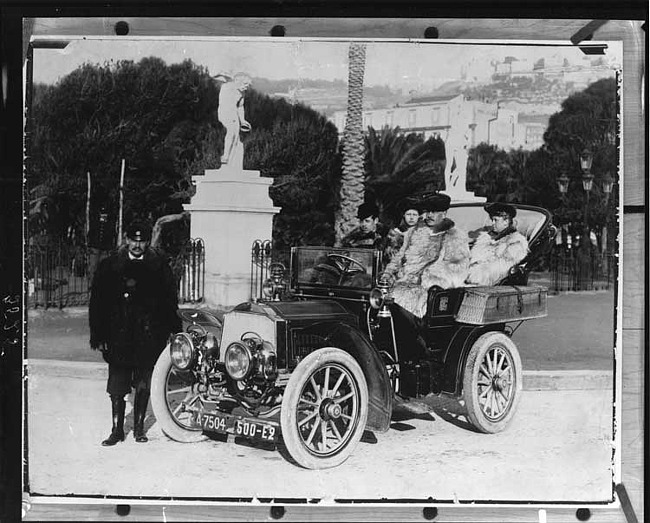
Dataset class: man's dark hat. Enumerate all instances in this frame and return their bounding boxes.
[485,202,517,219]
[418,193,451,213]
[126,220,152,241]
[357,202,379,220]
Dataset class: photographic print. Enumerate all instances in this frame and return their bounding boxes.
[24,24,624,510]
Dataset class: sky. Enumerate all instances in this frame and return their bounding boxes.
[31,37,622,92]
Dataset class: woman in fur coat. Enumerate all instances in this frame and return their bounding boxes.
[383,200,420,265]
[381,193,470,319]
[466,202,529,286]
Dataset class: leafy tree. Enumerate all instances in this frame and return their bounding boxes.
[28,57,343,253]
[28,57,221,244]
[245,96,341,250]
[542,77,618,234]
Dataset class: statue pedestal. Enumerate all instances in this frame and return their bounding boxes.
[184,166,280,309]
[441,188,487,204]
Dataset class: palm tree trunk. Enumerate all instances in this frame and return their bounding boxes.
[334,42,367,246]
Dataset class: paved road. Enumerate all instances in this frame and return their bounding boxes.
[26,289,616,371]
[25,359,614,505]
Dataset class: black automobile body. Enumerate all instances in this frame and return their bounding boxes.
[151,203,556,469]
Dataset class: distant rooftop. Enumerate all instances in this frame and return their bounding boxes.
[404,93,462,105]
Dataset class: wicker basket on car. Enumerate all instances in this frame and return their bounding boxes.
[455,285,548,325]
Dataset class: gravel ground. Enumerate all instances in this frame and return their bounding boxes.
[25,361,614,503]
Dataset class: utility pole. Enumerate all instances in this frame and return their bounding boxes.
[117,159,125,247]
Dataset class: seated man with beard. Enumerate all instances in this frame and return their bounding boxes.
[380,193,470,361]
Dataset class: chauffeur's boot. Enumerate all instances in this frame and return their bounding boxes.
[101,395,126,446]
[133,389,150,443]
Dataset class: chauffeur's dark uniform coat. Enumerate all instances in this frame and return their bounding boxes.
[89,246,181,370]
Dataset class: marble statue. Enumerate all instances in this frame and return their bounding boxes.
[215,72,252,169]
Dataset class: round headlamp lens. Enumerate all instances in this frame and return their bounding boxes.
[225,342,252,380]
[170,333,194,370]
[369,288,384,310]
[262,279,275,298]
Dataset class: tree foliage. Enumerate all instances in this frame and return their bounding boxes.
[363,126,445,228]
[28,58,342,251]
[245,94,341,250]
[467,77,618,238]
[28,57,220,243]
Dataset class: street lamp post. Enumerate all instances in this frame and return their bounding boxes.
[555,148,613,290]
[578,148,594,255]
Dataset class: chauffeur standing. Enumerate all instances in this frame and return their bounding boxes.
[89,219,181,445]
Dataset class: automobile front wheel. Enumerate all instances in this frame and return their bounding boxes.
[280,347,369,469]
[151,346,208,443]
[462,331,522,434]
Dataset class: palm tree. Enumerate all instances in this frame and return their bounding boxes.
[364,126,444,225]
[334,42,367,246]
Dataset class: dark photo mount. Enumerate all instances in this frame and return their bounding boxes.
[3,4,647,522]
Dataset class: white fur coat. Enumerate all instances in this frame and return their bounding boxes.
[382,219,470,318]
[466,230,529,286]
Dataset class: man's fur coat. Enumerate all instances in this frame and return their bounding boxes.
[466,228,529,286]
[382,218,470,318]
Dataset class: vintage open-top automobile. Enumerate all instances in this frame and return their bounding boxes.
[151,203,556,469]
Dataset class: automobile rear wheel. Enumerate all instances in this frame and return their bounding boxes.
[151,347,208,443]
[280,347,368,469]
[462,331,522,434]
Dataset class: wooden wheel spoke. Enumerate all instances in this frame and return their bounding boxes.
[479,362,492,379]
[329,420,343,443]
[320,420,328,451]
[309,376,322,401]
[167,385,193,395]
[495,351,506,374]
[331,372,346,396]
[305,415,320,446]
[298,409,319,427]
[333,391,355,404]
[497,388,510,407]
[323,367,331,397]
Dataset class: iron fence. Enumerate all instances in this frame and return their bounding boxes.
[250,240,290,302]
[27,244,95,308]
[177,238,205,304]
[27,239,205,309]
[549,247,617,293]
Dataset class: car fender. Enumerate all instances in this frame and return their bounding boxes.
[296,321,393,433]
[443,324,507,395]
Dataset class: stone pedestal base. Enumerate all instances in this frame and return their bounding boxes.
[184,166,280,309]
[441,186,487,204]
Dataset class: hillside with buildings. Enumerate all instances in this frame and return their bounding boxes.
[259,53,618,152]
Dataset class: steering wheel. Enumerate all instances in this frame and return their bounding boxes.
[326,253,367,285]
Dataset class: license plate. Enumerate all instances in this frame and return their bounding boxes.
[197,411,278,442]
[234,418,278,442]
[197,412,229,434]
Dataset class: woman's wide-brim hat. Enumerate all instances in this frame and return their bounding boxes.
[485,202,517,219]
